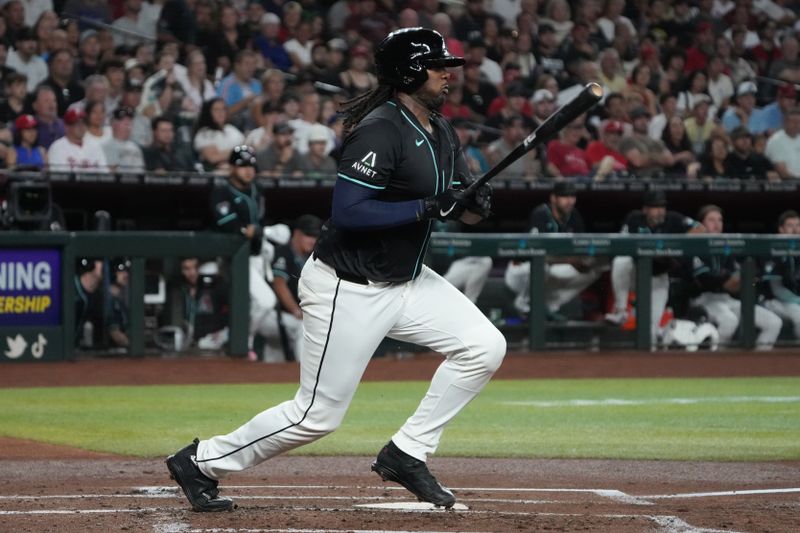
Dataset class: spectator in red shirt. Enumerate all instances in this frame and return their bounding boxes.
[684,21,714,73]
[546,116,593,178]
[587,120,628,179]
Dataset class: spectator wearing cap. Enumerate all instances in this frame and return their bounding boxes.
[47,107,109,172]
[288,91,335,156]
[722,81,763,134]
[586,120,628,177]
[30,84,63,149]
[465,36,503,87]
[192,97,245,172]
[298,123,336,178]
[143,115,196,172]
[0,71,26,124]
[6,114,46,169]
[765,107,800,180]
[756,84,797,136]
[38,48,84,116]
[546,116,593,178]
[684,21,714,73]
[102,106,144,173]
[7,27,47,91]
[505,180,606,320]
[723,126,778,181]
[684,94,719,156]
[252,12,291,72]
[707,55,734,111]
[605,190,703,339]
[618,106,676,178]
[488,114,540,179]
[338,44,378,98]
[461,59,499,120]
[256,121,302,177]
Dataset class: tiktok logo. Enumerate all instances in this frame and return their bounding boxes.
[31,334,47,359]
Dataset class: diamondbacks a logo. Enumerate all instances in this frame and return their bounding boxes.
[352,151,378,178]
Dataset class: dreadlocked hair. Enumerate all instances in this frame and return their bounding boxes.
[339,84,394,137]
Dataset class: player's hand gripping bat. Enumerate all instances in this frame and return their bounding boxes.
[461,82,604,197]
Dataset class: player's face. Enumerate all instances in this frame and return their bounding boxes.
[702,210,723,234]
[643,206,666,227]
[551,194,576,217]
[780,217,800,235]
[293,232,317,255]
[232,164,256,183]
[181,259,199,286]
[415,67,452,110]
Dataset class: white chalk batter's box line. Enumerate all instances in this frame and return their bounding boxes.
[1,485,797,507]
[0,506,746,533]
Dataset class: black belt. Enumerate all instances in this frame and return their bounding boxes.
[314,254,369,285]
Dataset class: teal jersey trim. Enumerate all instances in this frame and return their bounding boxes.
[226,182,260,224]
[396,105,440,279]
[216,213,237,226]
[337,172,386,189]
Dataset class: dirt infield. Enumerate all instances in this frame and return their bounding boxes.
[1,350,799,532]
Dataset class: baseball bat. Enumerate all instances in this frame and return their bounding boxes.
[462,82,604,196]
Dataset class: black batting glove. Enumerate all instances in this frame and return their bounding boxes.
[456,173,492,219]
[418,189,467,221]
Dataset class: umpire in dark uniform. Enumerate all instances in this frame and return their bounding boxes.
[167,28,504,512]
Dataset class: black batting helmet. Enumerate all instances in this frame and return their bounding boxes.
[375,27,464,93]
[229,145,257,168]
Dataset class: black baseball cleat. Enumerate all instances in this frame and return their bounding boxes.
[371,440,456,508]
[166,438,234,512]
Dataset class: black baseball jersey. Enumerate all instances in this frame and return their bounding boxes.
[210,180,265,256]
[314,99,469,282]
[528,203,585,234]
[622,210,699,275]
[761,256,800,299]
[689,254,739,294]
[271,243,306,302]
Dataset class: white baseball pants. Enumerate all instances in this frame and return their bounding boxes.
[610,256,670,338]
[504,261,602,315]
[443,256,493,303]
[196,256,506,479]
[691,292,782,349]
[763,299,800,338]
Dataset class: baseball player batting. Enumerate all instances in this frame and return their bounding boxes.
[166,27,502,511]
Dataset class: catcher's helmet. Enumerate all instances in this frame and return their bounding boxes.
[375,27,464,93]
[229,145,258,168]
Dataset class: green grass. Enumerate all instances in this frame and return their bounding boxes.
[0,377,798,461]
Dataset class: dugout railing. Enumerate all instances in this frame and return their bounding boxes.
[428,233,800,350]
[0,232,250,361]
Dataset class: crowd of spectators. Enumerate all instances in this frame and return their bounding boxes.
[7,1,800,355]
[0,0,796,181]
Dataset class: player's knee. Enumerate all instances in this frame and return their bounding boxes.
[716,318,737,340]
[479,326,507,374]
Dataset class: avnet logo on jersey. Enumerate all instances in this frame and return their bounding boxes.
[0,249,61,327]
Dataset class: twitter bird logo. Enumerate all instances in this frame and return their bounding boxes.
[5,334,27,359]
